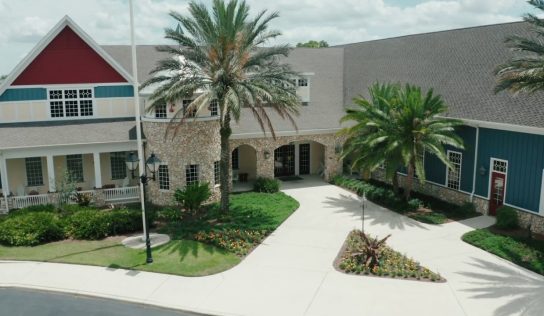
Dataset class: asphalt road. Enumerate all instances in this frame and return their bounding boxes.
[0,288,206,316]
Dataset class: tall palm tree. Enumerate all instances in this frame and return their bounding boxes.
[495,0,544,93]
[395,85,464,199]
[141,0,300,212]
[339,82,404,193]
[340,83,464,200]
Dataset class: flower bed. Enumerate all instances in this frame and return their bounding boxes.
[336,230,445,282]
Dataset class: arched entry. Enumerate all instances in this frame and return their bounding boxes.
[232,144,257,182]
[274,141,325,178]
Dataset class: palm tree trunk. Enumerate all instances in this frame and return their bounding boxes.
[405,162,414,200]
[219,113,232,213]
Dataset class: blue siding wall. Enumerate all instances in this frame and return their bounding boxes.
[0,88,47,101]
[424,125,476,193]
[94,85,134,98]
[474,128,544,213]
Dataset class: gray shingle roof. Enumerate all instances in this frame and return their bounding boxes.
[342,21,544,128]
[0,118,137,149]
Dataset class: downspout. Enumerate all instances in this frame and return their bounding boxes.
[470,126,480,202]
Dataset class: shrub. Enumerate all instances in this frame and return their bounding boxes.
[496,206,519,230]
[108,208,144,235]
[174,182,211,214]
[253,177,280,193]
[457,202,477,216]
[0,212,65,246]
[157,207,181,222]
[407,198,422,212]
[11,204,56,216]
[65,210,111,240]
[71,191,93,207]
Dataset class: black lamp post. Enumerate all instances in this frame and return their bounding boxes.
[125,152,161,264]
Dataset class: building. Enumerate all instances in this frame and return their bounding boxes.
[0,16,543,232]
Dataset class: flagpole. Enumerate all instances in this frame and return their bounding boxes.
[129,0,149,248]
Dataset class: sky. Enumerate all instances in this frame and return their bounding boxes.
[0,0,538,75]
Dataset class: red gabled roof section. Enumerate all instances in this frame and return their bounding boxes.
[12,26,127,85]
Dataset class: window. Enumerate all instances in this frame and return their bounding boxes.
[493,159,508,173]
[25,157,43,186]
[446,151,462,190]
[48,88,93,118]
[155,103,167,118]
[298,78,308,87]
[185,164,199,186]
[214,161,220,185]
[67,154,84,183]
[158,165,170,190]
[301,101,310,106]
[209,100,218,116]
[183,99,196,118]
[232,148,239,170]
[110,152,127,180]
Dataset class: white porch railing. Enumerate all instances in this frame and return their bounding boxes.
[4,186,141,211]
[103,186,140,203]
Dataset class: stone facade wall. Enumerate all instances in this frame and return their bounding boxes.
[371,169,544,234]
[230,133,343,181]
[143,120,221,206]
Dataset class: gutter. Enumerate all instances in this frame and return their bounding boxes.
[470,126,480,202]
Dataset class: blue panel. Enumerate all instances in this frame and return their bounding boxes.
[474,128,544,213]
[94,85,134,98]
[0,88,47,101]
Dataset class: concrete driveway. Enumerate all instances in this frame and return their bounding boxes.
[1,177,543,316]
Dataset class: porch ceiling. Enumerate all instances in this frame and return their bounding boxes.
[0,119,138,149]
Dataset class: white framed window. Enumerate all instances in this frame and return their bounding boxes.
[492,159,508,173]
[67,154,84,183]
[185,164,199,186]
[446,151,462,190]
[298,78,308,87]
[231,148,239,170]
[110,152,127,180]
[183,99,196,118]
[158,165,170,190]
[155,103,167,119]
[214,161,220,185]
[209,100,218,116]
[25,157,43,186]
[48,88,94,118]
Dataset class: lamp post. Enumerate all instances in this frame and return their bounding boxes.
[126,152,162,264]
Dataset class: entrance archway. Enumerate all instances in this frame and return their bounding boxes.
[273,141,325,178]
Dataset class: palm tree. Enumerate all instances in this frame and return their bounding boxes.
[495,0,544,93]
[395,85,464,199]
[339,82,404,193]
[340,83,464,200]
[141,0,300,212]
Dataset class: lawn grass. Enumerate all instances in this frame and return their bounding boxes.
[462,228,544,275]
[0,237,240,276]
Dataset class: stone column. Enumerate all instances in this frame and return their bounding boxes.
[46,155,56,192]
[93,152,102,189]
[257,147,275,179]
[324,146,342,181]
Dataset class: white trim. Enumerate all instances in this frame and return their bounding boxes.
[9,83,130,89]
[445,150,462,191]
[487,157,508,205]
[470,127,480,201]
[231,128,340,139]
[459,117,544,136]
[0,16,133,97]
[539,169,544,214]
[504,202,544,217]
[0,140,138,152]
[141,115,219,123]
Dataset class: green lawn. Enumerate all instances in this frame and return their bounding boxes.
[462,228,544,275]
[0,237,240,276]
[0,192,299,276]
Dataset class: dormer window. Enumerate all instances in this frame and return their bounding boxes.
[48,88,93,118]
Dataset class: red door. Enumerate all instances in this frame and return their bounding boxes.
[489,172,506,216]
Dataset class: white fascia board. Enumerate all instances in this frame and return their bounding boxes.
[0,141,139,159]
[443,116,544,136]
[0,16,134,97]
[231,128,340,139]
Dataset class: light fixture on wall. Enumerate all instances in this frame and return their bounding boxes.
[169,103,175,113]
[479,166,487,176]
[264,150,271,160]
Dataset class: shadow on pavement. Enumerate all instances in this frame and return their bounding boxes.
[459,257,544,316]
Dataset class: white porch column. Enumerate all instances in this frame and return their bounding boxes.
[93,152,102,189]
[294,143,300,175]
[46,155,56,192]
[0,156,10,199]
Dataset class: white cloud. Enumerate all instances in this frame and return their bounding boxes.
[0,0,536,74]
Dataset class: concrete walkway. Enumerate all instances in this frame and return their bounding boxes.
[1,178,543,316]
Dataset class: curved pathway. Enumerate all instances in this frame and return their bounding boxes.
[1,178,543,316]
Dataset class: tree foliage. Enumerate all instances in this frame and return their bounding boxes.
[296,40,329,48]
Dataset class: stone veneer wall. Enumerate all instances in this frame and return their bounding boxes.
[143,120,221,206]
[230,133,343,182]
[371,169,544,234]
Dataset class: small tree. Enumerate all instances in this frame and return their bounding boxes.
[174,182,211,216]
[55,171,77,209]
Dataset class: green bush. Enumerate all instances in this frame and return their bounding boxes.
[174,182,211,214]
[108,208,144,235]
[457,202,477,216]
[11,204,56,216]
[253,177,280,193]
[65,210,111,240]
[496,206,519,230]
[0,212,65,246]
[407,198,423,212]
